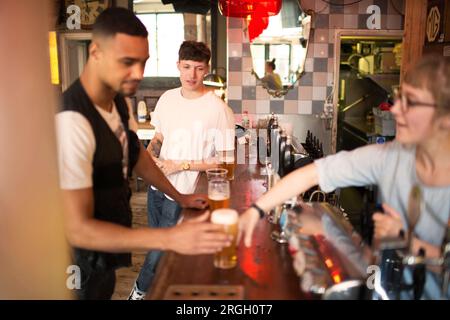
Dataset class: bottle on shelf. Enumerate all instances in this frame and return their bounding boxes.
[305,130,311,148]
[137,101,147,123]
[318,143,324,158]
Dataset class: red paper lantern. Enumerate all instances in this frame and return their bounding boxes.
[247,14,269,43]
[219,0,281,43]
[218,0,281,18]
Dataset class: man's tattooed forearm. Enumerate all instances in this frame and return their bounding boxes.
[150,139,162,157]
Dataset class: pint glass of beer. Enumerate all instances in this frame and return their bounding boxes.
[211,208,239,269]
[206,168,228,181]
[219,156,235,180]
[208,179,230,211]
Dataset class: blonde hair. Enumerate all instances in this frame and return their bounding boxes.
[404,55,450,116]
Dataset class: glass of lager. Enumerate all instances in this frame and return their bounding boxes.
[208,179,230,211]
[206,168,228,181]
[211,208,239,269]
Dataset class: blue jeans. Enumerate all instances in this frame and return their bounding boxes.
[135,188,182,292]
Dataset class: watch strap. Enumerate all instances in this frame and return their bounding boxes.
[250,203,265,219]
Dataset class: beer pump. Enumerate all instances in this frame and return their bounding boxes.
[375,187,450,300]
[442,221,450,299]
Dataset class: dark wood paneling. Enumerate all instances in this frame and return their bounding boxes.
[402,0,428,82]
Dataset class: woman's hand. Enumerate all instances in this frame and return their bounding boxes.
[372,203,404,239]
[166,211,232,255]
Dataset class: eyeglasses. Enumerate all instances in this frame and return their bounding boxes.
[393,87,436,112]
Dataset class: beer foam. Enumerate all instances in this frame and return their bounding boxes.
[211,209,238,225]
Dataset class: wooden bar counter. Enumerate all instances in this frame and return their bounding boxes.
[147,161,312,300]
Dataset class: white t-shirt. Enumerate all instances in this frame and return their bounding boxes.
[152,88,235,195]
[56,102,131,190]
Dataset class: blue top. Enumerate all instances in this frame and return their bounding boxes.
[315,141,450,299]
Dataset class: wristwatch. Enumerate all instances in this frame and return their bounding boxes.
[181,161,190,171]
[250,203,265,219]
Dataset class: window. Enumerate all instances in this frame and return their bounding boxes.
[137,13,185,77]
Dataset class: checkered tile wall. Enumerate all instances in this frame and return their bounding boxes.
[226,0,404,115]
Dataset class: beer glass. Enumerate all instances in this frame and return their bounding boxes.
[208,179,230,211]
[219,156,235,180]
[211,208,239,269]
[206,168,228,181]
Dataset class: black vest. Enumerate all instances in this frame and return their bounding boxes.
[61,79,140,271]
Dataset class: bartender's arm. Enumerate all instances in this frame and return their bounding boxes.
[239,163,319,247]
[239,143,388,247]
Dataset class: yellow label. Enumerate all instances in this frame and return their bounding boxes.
[49,31,59,85]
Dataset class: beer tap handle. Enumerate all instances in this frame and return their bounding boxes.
[442,254,450,299]
[441,221,450,298]
[412,248,426,300]
[407,185,422,252]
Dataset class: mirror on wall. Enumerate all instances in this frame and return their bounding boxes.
[250,0,312,97]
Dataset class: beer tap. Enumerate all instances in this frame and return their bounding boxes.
[377,186,450,300]
[375,185,423,299]
[282,135,295,176]
[277,133,287,177]
[314,138,320,159]
[304,130,313,154]
[270,117,281,172]
[441,220,450,299]
[312,136,317,155]
[412,248,426,299]
[401,185,425,299]
[267,113,275,157]
[305,130,311,149]
[318,142,324,158]
[265,161,281,225]
[400,223,450,300]
[407,185,421,253]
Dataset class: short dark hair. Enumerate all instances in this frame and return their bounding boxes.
[178,41,211,64]
[93,7,148,38]
[266,59,276,71]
